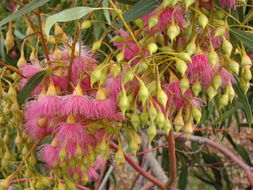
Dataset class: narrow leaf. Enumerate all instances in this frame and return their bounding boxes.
[17,70,47,105]
[45,7,95,36]
[116,0,162,27]
[116,0,139,5]
[230,29,253,50]
[233,82,252,127]
[0,0,50,27]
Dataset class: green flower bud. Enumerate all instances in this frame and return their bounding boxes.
[148,16,158,29]
[155,33,165,46]
[111,63,121,78]
[147,42,158,55]
[138,82,149,105]
[167,23,180,41]
[115,148,125,166]
[227,85,235,103]
[212,74,222,90]
[90,68,102,86]
[240,80,250,94]
[208,49,219,68]
[123,71,134,84]
[215,10,225,19]
[163,0,178,7]
[0,177,11,190]
[184,120,193,139]
[130,138,139,155]
[149,103,157,121]
[5,23,14,53]
[241,52,252,67]
[175,59,187,76]
[228,60,239,75]
[198,14,208,29]
[218,94,229,110]
[222,37,233,56]
[214,26,226,37]
[173,109,184,132]
[157,88,168,108]
[163,118,172,135]
[58,182,67,190]
[131,112,141,128]
[140,111,149,127]
[242,67,252,81]
[183,0,195,9]
[81,20,91,29]
[186,39,197,56]
[192,81,202,96]
[180,76,190,94]
[207,85,217,100]
[119,91,129,116]
[176,52,192,62]
[155,110,165,129]
[116,51,124,62]
[147,121,157,142]
[192,105,201,123]
[135,18,144,28]
[136,62,148,74]
[92,40,102,51]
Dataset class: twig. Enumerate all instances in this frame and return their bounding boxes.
[0,62,27,78]
[165,130,177,190]
[158,130,253,187]
[110,142,165,189]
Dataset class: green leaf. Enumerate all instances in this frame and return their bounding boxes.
[178,160,188,190]
[235,144,253,166]
[103,0,112,25]
[233,82,252,127]
[116,0,139,5]
[17,70,47,105]
[0,0,50,27]
[215,104,242,124]
[45,7,95,36]
[116,0,162,27]
[230,29,253,51]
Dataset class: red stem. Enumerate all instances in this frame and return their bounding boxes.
[110,142,165,190]
[165,130,177,190]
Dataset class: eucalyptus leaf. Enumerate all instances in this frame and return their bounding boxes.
[230,29,253,50]
[45,7,95,36]
[0,0,50,27]
[17,70,47,105]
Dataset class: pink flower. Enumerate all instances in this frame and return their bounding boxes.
[219,0,238,10]
[93,155,105,170]
[61,95,91,116]
[142,7,186,33]
[199,0,213,8]
[25,95,62,118]
[23,117,53,139]
[87,167,98,181]
[162,82,199,112]
[187,54,213,88]
[40,144,60,168]
[213,67,235,86]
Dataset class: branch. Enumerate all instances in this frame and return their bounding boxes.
[158,131,253,187]
[110,142,165,190]
[165,130,177,190]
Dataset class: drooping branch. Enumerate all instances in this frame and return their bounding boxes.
[158,131,253,187]
[110,142,166,190]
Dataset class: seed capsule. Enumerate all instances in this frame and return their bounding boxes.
[186,39,197,56]
[130,138,139,155]
[241,52,252,67]
[214,26,226,37]
[176,52,192,62]
[90,68,102,86]
[131,112,140,128]
[184,120,193,139]
[208,49,219,68]
[218,94,229,110]
[135,18,144,28]
[92,40,102,50]
[115,148,125,166]
[81,20,91,29]
[116,51,124,62]
[111,63,121,78]
[183,0,195,9]
[228,60,239,75]
[242,67,252,81]
[140,111,149,127]
[149,103,157,121]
